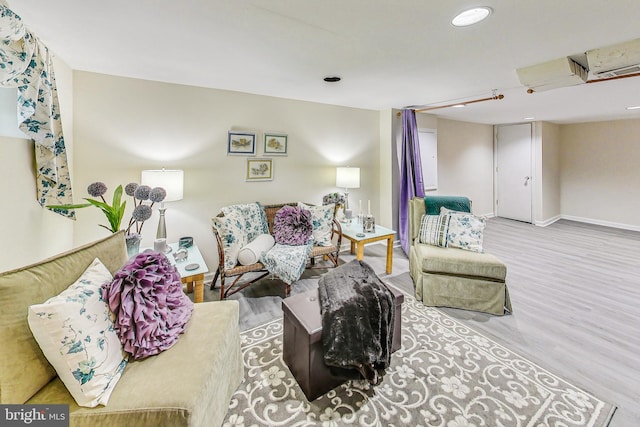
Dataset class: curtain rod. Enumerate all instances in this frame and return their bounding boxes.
[397,93,504,116]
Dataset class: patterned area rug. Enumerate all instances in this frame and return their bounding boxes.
[223,293,616,427]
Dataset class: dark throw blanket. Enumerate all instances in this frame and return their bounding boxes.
[317,260,395,384]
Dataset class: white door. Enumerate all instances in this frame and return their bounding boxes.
[496,123,532,222]
[418,129,438,191]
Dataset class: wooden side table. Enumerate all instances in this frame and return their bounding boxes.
[340,222,396,274]
[167,243,209,303]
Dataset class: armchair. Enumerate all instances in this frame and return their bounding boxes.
[408,196,511,315]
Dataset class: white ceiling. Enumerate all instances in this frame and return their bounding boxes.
[8,0,640,124]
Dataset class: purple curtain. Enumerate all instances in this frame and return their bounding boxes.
[399,109,425,255]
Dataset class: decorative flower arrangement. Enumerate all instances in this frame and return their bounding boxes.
[51,181,166,236]
[322,192,346,207]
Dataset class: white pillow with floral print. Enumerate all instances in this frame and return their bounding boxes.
[221,202,269,242]
[440,207,486,253]
[298,202,335,246]
[212,210,247,270]
[27,258,127,407]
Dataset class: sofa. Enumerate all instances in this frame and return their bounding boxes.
[408,197,512,315]
[0,231,243,427]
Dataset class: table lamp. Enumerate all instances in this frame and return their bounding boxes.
[141,169,184,249]
[336,166,360,222]
[336,166,360,220]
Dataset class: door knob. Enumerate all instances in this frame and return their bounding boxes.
[524,176,530,186]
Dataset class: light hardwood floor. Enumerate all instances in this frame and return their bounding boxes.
[203,218,640,426]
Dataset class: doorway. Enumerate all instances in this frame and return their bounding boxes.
[495,123,533,223]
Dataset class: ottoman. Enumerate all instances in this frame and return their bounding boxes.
[282,284,404,401]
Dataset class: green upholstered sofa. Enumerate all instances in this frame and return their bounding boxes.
[0,231,243,427]
[408,197,512,315]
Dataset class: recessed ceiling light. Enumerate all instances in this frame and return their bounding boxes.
[323,76,341,83]
[452,104,466,108]
[524,117,535,120]
[626,105,640,110]
[452,7,492,27]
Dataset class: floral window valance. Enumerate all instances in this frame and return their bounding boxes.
[1,4,75,218]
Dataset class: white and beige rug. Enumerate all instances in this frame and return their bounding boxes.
[223,293,616,427]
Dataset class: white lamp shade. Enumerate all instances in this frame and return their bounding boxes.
[141,169,184,202]
[336,167,360,189]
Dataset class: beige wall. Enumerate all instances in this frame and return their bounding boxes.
[378,109,394,227]
[532,121,561,225]
[560,118,640,229]
[72,72,380,269]
[541,122,561,221]
[434,118,495,216]
[0,57,75,272]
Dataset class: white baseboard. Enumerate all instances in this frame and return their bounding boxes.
[560,214,640,232]
[535,215,561,227]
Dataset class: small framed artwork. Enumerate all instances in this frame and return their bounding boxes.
[227,131,256,155]
[263,133,288,156]
[246,158,273,181]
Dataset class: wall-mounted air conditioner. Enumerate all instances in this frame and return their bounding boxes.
[586,38,640,79]
[591,63,640,79]
[516,57,588,92]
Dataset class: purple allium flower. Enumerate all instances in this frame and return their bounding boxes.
[125,182,139,197]
[132,204,152,222]
[134,185,151,201]
[87,182,108,197]
[149,187,166,203]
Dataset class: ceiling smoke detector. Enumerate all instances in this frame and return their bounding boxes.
[452,7,492,27]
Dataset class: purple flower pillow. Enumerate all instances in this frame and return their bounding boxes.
[273,205,313,246]
[102,251,194,360]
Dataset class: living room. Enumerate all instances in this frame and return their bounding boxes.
[1,1,640,426]
[2,69,640,273]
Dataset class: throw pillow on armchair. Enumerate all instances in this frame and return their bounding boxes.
[273,205,313,246]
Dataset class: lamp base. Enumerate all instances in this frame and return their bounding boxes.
[156,207,172,253]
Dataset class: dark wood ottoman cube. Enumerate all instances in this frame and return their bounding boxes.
[282,284,404,401]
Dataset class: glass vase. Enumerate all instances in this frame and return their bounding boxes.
[125,233,141,258]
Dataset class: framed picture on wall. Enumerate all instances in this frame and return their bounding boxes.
[246,158,273,181]
[263,133,288,156]
[227,131,257,155]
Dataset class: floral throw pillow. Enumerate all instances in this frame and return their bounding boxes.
[441,207,486,253]
[299,202,335,246]
[27,258,127,408]
[221,202,269,242]
[418,214,450,247]
[212,209,246,270]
